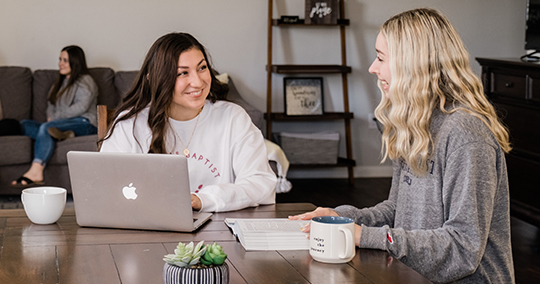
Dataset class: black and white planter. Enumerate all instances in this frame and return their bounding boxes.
[163,263,229,284]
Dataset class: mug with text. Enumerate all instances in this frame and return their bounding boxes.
[309,216,356,263]
[21,186,67,225]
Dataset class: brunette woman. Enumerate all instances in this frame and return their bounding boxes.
[100,33,276,212]
[12,45,98,187]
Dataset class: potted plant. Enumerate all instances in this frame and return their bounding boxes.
[163,240,229,284]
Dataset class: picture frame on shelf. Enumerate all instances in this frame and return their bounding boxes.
[284,77,324,116]
[305,0,339,24]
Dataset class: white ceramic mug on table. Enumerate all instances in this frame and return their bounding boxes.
[309,216,356,263]
[21,186,67,225]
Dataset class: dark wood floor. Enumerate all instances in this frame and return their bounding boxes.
[277,178,540,284]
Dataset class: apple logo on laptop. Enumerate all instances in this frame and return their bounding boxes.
[122,183,138,200]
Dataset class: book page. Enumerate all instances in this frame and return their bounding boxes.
[225,218,311,251]
[238,219,309,233]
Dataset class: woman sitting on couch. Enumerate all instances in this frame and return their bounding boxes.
[12,45,98,187]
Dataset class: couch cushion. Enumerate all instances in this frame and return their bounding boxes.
[114,71,138,100]
[49,135,99,165]
[0,66,32,121]
[32,68,119,122]
[89,68,119,109]
[0,136,33,166]
[226,76,264,130]
[32,69,59,122]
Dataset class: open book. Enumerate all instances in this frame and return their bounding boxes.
[225,218,310,251]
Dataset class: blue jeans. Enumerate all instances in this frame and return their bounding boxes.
[21,117,97,166]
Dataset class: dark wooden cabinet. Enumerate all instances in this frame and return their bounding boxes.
[477,57,540,226]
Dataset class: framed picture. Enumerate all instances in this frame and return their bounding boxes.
[305,0,339,24]
[283,77,324,116]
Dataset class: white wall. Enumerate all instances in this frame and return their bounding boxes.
[0,0,527,178]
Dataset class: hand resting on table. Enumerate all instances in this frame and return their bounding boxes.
[289,206,362,246]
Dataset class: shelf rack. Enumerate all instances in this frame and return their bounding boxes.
[266,0,355,184]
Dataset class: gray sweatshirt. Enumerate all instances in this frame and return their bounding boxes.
[335,108,514,283]
[46,74,98,126]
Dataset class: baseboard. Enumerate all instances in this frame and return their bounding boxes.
[286,166,393,179]
[354,166,393,177]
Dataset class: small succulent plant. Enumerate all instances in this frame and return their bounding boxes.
[200,243,227,266]
[164,241,207,267]
[163,241,227,268]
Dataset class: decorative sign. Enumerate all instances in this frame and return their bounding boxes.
[284,77,324,116]
[280,15,300,24]
[305,0,339,24]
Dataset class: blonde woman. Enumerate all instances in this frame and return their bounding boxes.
[290,8,514,283]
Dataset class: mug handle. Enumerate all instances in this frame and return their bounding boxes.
[339,227,354,259]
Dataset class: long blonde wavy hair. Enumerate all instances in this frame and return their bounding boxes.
[374,8,511,176]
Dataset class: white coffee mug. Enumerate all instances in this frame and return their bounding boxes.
[21,186,67,225]
[310,216,356,263]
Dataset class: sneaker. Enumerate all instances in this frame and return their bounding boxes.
[48,127,75,141]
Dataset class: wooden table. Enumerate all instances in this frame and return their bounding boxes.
[0,203,432,283]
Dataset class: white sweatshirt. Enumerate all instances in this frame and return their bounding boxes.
[100,100,277,212]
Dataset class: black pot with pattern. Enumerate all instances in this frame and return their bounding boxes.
[163,262,229,284]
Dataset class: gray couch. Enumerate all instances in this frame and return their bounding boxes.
[0,66,263,195]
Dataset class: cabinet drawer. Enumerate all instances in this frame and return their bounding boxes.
[529,76,540,103]
[492,102,540,157]
[506,154,540,209]
[491,73,526,99]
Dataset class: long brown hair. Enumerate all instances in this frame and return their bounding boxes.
[104,32,228,153]
[48,45,90,105]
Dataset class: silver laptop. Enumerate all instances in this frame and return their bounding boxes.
[66,151,212,232]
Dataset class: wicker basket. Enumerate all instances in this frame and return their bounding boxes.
[279,132,339,164]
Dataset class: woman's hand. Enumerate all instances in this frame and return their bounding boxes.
[289,206,339,221]
[191,194,202,210]
[290,207,362,246]
[288,207,339,233]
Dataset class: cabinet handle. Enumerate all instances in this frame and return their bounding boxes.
[505,82,514,88]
